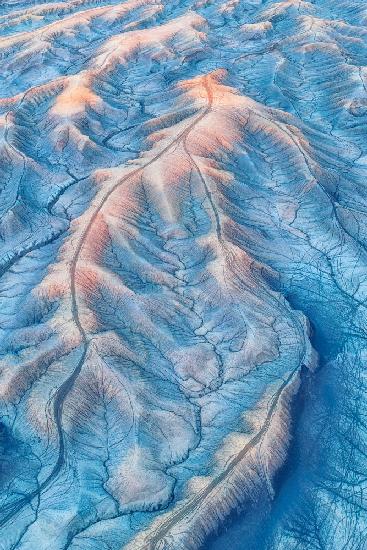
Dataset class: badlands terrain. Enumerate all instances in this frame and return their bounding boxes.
[0,0,366,549]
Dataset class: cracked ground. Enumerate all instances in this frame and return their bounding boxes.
[0,0,366,549]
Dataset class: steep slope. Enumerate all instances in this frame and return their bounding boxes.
[0,1,367,550]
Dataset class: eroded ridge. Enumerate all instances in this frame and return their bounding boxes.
[1,0,367,549]
[0,70,213,529]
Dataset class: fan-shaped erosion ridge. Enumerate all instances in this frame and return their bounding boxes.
[0,1,366,549]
